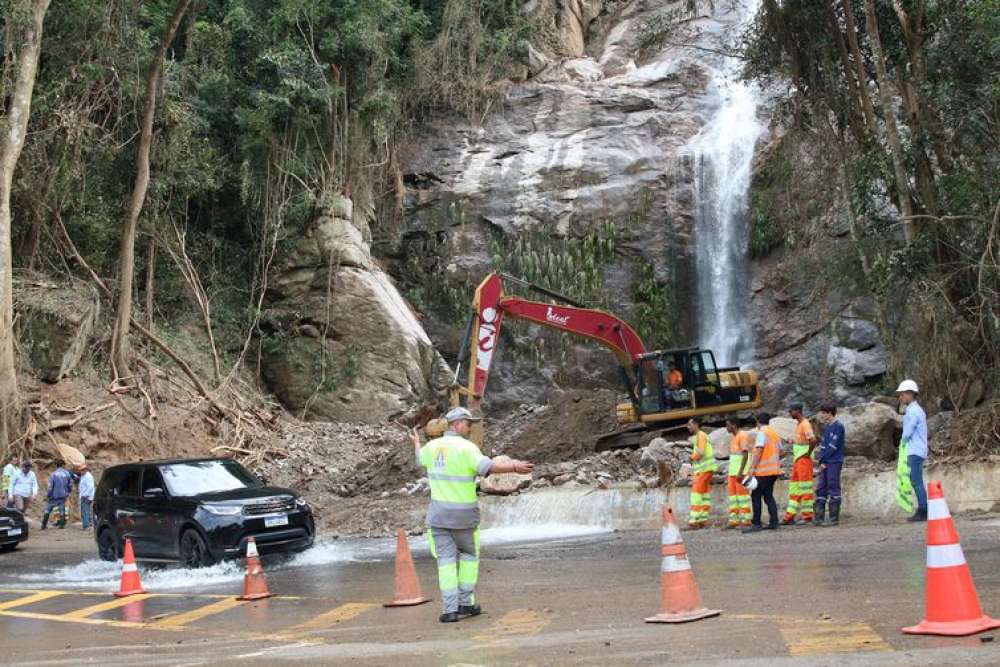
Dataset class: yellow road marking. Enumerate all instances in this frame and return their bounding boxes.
[0,609,178,630]
[0,590,64,611]
[154,597,244,628]
[279,602,378,638]
[63,594,153,619]
[474,609,551,643]
[779,619,893,656]
[0,588,304,600]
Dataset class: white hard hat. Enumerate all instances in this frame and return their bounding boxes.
[742,475,758,491]
[895,379,919,393]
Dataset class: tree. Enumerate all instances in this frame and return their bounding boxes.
[109,0,193,385]
[0,0,52,443]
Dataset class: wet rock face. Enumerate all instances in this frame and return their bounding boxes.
[261,195,446,423]
[397,1,749,410]
[828,402,902,461]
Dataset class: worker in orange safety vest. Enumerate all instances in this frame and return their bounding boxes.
[782,403,818,525]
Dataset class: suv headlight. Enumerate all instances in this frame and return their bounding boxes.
[203,504,242,516]
[295,497,308,508]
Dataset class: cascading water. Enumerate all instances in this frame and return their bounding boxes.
[690,1,765,367]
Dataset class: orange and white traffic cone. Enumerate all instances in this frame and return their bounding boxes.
[114,538,146,597]
[238,537,273,601]
[645,506,721,624]
[384,528,431,607]
[903,481,1000,636]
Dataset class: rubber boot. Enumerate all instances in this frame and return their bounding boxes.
[907,507,927,523]
[828,500,840,526]
[41,511,49,530]
[813,499,826,526]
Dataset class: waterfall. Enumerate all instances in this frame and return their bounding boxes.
[690,1,765,367]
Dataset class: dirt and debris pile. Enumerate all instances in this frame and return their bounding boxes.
[486,389,620,463]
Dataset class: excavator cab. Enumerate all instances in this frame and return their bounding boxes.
[618,347,761,428]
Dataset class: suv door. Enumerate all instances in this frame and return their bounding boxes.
[136,467,174,558]
[112,468,143,552]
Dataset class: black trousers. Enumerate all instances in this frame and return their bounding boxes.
[751,475,779,527]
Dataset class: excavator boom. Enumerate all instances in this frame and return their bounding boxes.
[462,273,645,411]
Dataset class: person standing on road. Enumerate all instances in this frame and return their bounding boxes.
[78,464,95,530]
[783,404,818,525]
[814,403,845,526]
[409,407,534,623]
[896,380,929,522]
[2,455,17,506]
[686,417,715,529]
[724,417,752,529]
[41,460,73,530]
[743,413,782,533]
[9,460,38,514]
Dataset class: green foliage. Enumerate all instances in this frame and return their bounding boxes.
[631,264,675,349]
[748,190,783,258]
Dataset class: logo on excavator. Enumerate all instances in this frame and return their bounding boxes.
[546,307,570,326]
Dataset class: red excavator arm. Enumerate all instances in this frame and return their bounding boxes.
[455,273,647,412]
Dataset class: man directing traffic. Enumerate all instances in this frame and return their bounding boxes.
[410,407,534,623]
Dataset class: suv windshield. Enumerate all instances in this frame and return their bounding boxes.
[159,460,262,496]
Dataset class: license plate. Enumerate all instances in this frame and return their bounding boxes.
[264,515,288,528]
[6,528,21,536]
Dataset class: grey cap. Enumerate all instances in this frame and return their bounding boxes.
[444,407,482,423]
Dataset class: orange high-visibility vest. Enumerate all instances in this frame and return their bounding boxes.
[755,426,782,476]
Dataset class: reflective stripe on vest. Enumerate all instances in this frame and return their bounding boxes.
[793,419,814,459]
[423,436,480,506]
[690,431,715,474]
[756,426,781,476]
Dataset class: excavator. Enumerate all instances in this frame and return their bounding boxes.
[448,272,763,449]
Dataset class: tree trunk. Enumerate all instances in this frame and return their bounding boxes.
[862,0,915,243]
[0,0,52,443]
[109,0,192,383]
[827,1,867,144]
[841,0,879,134]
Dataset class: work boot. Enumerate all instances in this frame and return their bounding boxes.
[907,508,927,523]
[439,612,460,623]
[742,524,764,534]
[459,604,482,617]
[827,501,840,526]
[813,500,826,526]
[40,514,49,530]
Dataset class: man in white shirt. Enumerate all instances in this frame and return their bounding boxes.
[2,455,17,506]
[78,464,96,530]
[898,380,929,522]
[9,460,39,513]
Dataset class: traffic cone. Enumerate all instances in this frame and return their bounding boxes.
[902,481,1000,636]
[238,537,273,601]
[383,528,431,607]
[114,538,146,597]
[645,506,721,623]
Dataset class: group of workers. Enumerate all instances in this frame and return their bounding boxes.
[2,457,95,529]
[685,378,930,531]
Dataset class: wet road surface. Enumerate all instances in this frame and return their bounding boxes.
[1,518,999,665]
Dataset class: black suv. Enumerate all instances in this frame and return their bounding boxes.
[0,507,28,552]
[93,458,314,567]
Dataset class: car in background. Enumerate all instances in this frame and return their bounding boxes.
[0,507,29,552]
[93,458,314,567]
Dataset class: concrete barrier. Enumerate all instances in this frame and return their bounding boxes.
[481,462,1000,531]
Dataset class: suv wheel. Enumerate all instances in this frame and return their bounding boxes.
[97,527,118,562]
[179,529,215,568]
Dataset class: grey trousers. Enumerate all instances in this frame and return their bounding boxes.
[428,526,481,613]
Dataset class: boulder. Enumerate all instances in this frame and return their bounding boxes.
[479,456,533,495]
[831,402,902,460]
[14,276,99,383]
[827,344,888,386]
[261,195,443,423]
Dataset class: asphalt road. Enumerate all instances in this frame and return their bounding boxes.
[1,517,999,666]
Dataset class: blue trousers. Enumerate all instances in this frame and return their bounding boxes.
[908,454,927,511]
[80,498,93,529]
[816,462,842,502]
